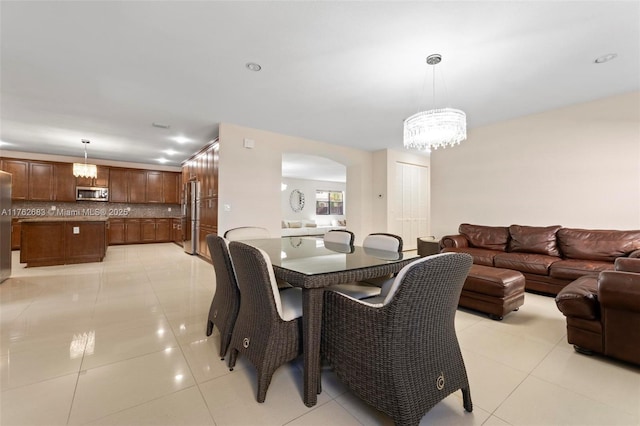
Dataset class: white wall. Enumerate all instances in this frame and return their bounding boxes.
[217,123,374,243]
[281,177,346,225]
[431,91,640,238]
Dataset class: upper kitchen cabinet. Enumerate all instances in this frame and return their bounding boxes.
[0,159,28,200]
[146,171,163,203]
[109,168,128,203]
[128,170,147,203]
[76,166,109,188]
[109,168,180,204]
[53,163,76,202]
[28,161,54,201]
[163,172,180,204]
[142,171,180,204]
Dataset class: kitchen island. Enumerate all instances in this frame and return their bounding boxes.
[19,217,108,267]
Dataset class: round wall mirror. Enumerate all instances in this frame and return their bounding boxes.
[289,189,305,212]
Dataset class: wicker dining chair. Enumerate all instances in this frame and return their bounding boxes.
[322,252,474,426]
[323,229,355,245]
[328,232,404,299]
[205,235,241,360]
[223,226,270,241]
[227,241,303,403]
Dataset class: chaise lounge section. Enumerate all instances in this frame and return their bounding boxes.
[440,224,640,295]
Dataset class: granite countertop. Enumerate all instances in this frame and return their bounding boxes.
[19,216,109,223]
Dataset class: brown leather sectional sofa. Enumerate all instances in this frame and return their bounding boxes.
[440,224,640,295]
[555,257,640,365]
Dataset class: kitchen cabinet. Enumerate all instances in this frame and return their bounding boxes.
[20,219,107,267]
[125,219,141,243]
[109,168,128,203]
[141,219,157,241]
[163,172,180,204]
[109,218,174,245]
[146,171,163,203]
[155,219,171,241]
[172,217,184,246]
[128,171,147,203]
[76,166,109,188]
[108,219,125,244]
[1,159,28,200]
[198,225,216,261]
[53,163,76,202]
[111,168,164,204]
[28,162,54,201]
[200,197,218,227]
[141,218,171,242]
[11,219,21,250]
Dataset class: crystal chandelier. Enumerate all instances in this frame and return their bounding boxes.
[73,139,98,178]
[403,54,466,151]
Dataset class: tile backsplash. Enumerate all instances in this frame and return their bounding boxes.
[10,201,182,219]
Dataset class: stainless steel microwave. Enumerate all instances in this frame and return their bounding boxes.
[76,186,109,201]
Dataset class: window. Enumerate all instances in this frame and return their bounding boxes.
[316,190,344,215]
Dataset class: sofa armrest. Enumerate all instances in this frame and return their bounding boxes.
[555,275,599,320]
[599,271,640,313]
[615,257,640,273]
[626,249,640,259]
[439,234,469,249]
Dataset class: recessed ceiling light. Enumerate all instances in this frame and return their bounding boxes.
[594,53,618,64]
[246,62,262,72]
[171,136,191,144]
[156,158,169,164]
[163,149,178,156]
[152,122,171,129]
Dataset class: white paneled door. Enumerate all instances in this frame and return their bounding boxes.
[394,162,429,251]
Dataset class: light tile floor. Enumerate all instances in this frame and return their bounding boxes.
[1,243,639,426]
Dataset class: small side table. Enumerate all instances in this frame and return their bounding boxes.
[417,238,440,257]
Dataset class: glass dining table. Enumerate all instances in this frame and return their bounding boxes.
[242,236,420,407]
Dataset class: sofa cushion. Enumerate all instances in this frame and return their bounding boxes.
[459,223,509,251]
[555,275,599,320]
[494,252,560,275]
[508,225,561,257]
[288,221,302,228]
[549,259,614,280]
[557,228,640,262]
[441,247,501,266]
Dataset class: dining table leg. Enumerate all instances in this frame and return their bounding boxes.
[302,287,324,407]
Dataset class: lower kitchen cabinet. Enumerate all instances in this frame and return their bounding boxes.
[197,224,217,261]
[172,217,184,246]
[11,219,21,250]
[155,219,171,242]
[109,218,176,245]
[20,219,107,267]
[108,219,126,244]
[125,219,141,243]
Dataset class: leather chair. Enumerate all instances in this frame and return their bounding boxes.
[556,257,640,365]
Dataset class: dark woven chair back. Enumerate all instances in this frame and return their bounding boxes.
[364,232,403,252]
[322,252,474,426]
[223,226,270,241]
[324,229,355,245]
[227,241,302,403]
[205,235,241,360]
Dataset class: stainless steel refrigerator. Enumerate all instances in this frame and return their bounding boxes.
[0,171,11,283]
[183,181,199,254]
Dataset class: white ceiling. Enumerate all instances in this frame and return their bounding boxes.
[1,1,639,170]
